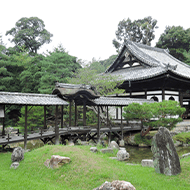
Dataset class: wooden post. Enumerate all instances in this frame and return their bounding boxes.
[55,105,59,145]
[83,100,86,126]
[61,105,64,128]
[107,106,111,143]
[75,102,77,126]
[2,105,5,136]
[69,100,72,127]
[179,91,183,107]
[162,89,165,101]
[121,106,123,140]
[97,106,100,142]
[44,106,47,129]
[24,105,28,150]
[144,89,147,99]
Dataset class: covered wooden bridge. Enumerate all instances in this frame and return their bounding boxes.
[0,84,153,149]
[0,92,68,149]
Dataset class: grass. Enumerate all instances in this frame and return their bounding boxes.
[0,145,190,190]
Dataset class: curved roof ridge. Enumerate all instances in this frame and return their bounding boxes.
[163,49,190,69]
[133,41,166,53]
[125,40,161,67]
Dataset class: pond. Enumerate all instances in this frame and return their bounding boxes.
[125,145,190,164]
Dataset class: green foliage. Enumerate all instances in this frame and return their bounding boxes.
[68,63,124,96]
[134,133,152,146]
[123,101,186,132]
[37,45,81,94]
[156,26,190,62]
[113,16,158,51]
[17,106,44,131]
[6,17,53,55]
[173,132,190,144]
[99,55,117,70]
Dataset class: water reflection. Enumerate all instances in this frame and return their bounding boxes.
[125,145,190,164]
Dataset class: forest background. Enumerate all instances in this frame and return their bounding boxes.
[1,16,190,128]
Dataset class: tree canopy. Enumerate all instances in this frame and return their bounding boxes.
[113,16,158,51]
[123,101,185,136]
[6,17,53,55]
[37,45,81,94]
[156,26,190,62]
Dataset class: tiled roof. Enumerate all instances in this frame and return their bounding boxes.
[0,92,69,106]
[105,40,190,81]
[105,66,167,81]
[92,96,154,106]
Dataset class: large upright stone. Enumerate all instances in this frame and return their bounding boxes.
[11,147,24,162]
[151,127,181,176]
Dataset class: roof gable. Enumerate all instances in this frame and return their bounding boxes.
[105,40,190,80]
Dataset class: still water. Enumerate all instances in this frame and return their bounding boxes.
[125,145,190,163]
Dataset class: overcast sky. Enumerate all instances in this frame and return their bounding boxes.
[1,0,189,63]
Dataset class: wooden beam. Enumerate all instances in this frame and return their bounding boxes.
[44,106,47,129]
[24,105,28,150]
[61,105,64,128]
[55,105,59,145]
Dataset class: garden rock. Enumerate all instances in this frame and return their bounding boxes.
[90,147,98,153]
[119,139,125,147]
[151,127,181,176]
[108,141,120,150]
[93,180,136,190]
[117,149,129,161]
[48,155,71,169]
[141,159,154,167]
[11,147,24,162]
[10,162,19,169]
[181,152,190,159]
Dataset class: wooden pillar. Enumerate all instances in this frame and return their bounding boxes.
[179,91,183,107]
[55,105,59,145]
[44,106,47,129]
[24,105,28,150]
[106,106,109,127]
[2,105,5,136]
[61,105,64,128]
[121,106,123,140]
[74,102,77,126]
[162,89,165,101]
[97,106,100,142]
[83,100,86,126]
[69,100,72,127]
[107,106,111,143]
[144,89,147,99]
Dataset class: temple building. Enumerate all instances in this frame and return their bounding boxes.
[104,40,190,117]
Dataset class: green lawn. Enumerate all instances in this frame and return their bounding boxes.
[0,145,190,190]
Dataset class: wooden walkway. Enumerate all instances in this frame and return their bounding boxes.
[0,125,141,147]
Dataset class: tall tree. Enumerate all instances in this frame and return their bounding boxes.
[37,45,81,94]
[6,17,53,55]
[113,16,158,51]
[156,26,190,62]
